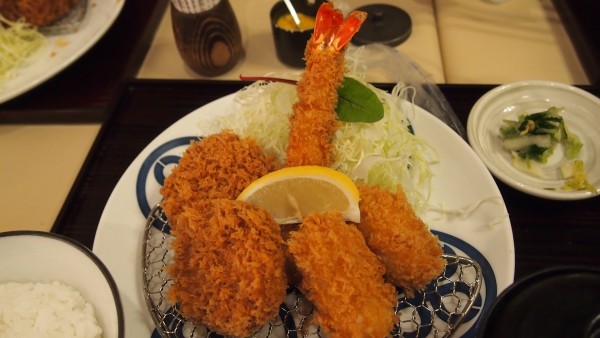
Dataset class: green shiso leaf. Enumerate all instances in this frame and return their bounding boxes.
[336,77,384,123]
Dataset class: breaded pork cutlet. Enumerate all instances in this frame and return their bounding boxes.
[160,130,280,225]
[357,184,445,295]
[0,0,80,27]
[287,212,397,338]
[167,199,287,338]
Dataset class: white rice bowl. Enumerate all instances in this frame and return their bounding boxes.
[0,231,123,338]
[0,281,102,337]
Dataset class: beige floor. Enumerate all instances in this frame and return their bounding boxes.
[0,124,100,232]
[434,0,589,84]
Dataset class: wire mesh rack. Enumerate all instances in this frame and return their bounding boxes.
[143,204,482,338]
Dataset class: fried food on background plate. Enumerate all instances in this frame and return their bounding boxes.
[160,130,280,225]
[0,0,80,27]
[167,198,287,338]
[287,212,397,338]
[357,184,445,295]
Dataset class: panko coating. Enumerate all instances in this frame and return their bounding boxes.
[287,212,397,338]
[357,184,445,295]
[167,198,287,338]
[0,0,80,27]
[160,130,280,226]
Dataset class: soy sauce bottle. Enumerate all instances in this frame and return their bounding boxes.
[171,0,243,76]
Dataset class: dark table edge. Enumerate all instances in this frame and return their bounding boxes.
[552,0,600,85]
[50,79,599,232]
[53,79,600,239]
[49,79,599,286]
[49,79,496,238]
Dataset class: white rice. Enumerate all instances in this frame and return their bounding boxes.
[0,281,102,338]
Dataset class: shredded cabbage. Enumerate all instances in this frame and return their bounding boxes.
[332,83,437,212]
[213,75,437,213]
[0,15,46,85]
[428,196,508,228]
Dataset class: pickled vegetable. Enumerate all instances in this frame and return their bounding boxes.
[500,107,595,193]
[500,107,582,163]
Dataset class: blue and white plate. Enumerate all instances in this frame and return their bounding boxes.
[93,93,515,338]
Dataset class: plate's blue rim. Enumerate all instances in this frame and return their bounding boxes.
[433,230,497,337]
[136,136,199,219]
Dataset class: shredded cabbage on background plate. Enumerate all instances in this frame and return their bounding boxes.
[0,15,46,86]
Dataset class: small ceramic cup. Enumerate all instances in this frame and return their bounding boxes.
[269,0,323,68]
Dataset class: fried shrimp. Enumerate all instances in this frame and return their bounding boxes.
[357,184,445,295]
[167,199,287,338]
[287,212,397,338]
[160,130,280,225]
[285,3,366,167]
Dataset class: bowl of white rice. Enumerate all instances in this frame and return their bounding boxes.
[0,231,124,338]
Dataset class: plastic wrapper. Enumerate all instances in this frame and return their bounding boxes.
[346,43,467,139]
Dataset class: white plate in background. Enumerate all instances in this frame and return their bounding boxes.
[0,0,125,104]
[468,80,600,200]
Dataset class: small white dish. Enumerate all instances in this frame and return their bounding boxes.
[467,80,600,200]
[0,231,124,338]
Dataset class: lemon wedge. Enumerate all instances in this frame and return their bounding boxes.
[237,166,360,224]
